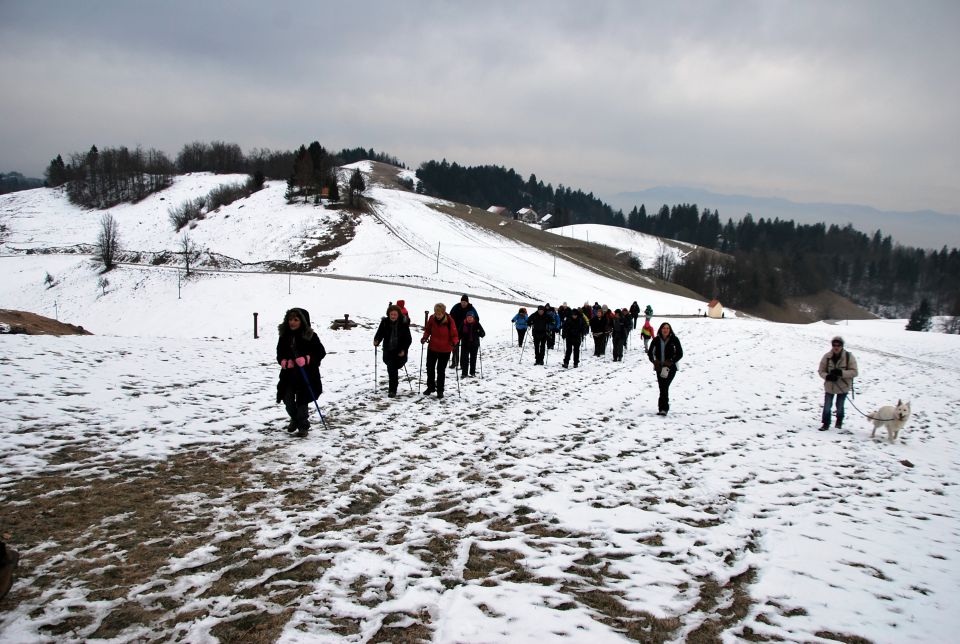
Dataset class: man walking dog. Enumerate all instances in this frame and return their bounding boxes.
[817,336,859,431]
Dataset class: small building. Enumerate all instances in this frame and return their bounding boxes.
[517,207,539,223]
[707,299,724,319]
[487,206,513,217]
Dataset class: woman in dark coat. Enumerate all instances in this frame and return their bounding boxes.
[458,313,486,377]
[646,321,683,415]
[276,308,326,436]
[374,304,413,397]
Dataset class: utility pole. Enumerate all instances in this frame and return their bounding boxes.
[553,246,557,277]
[178,271,182,299]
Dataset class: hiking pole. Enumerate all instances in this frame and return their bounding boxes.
[403,362,414,393]
[479,344,483,379]
[454,354,461,398]
[418,343,424,393]
[374,346,378,392]
[545,339,550,366]
[519,335,526,364]
[292,352,329,431]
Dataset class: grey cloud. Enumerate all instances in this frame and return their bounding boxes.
[1,0,958,216]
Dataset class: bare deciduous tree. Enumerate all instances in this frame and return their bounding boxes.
[180,234,201,276]
[97,213,121,270]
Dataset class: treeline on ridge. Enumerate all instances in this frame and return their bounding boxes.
[415,161,960,318]
[44,141,400,209]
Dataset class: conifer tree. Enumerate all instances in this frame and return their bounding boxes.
[905,298,932,331]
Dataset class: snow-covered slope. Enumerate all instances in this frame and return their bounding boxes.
[547,223,698,271]
[1,168,959,642]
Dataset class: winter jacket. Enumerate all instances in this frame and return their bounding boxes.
[647,325,682,374]
[818,349,858,394]
[512,312,529,330]
[276,322,326,404]
[590,315,611,335]
[644,305,653,318]
[459,319,486,348]
[550,311,561,331]
[612,316,628,340]
[641,320,654,337]
[449,303,478,329]
[630,302,641,319]
[526,311,552,336]
[374,317,412,366]
[561,312,587,343]
[422,313,459,353]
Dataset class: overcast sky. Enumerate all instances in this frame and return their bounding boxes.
[2,0,958,214]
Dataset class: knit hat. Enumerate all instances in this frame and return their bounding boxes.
[832,336,845,346]
[461,294,469,302]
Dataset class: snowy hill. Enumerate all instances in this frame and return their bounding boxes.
[547,223,699,272]
[1,165,959,642]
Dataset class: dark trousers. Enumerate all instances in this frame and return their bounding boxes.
[533,333,547,364]
[426,350,449,393]
[282,389,309,430]
[564,340,580,366]
[460,343,479,376]
[632,316,638,329]
[822,392,847,426]
[612,337,624,360]
[547,331,556,350]
[593,333,607,356]
[383,354,404,394]
[516,328,526,347]
[657,368,676,412]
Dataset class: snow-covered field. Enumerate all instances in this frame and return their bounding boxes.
[1,172,959,642]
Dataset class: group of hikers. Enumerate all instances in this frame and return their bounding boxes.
[275,295,686,436]
[510,301,657,367]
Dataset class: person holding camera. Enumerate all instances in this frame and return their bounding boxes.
[647,322,683,415]
[817,336,859,431]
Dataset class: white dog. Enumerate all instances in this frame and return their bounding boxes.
[870,400,911,443]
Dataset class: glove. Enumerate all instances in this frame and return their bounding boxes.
[421,338,427,344]
[295,357,306,367]
[830,368,842,378]
[825,373,838,382]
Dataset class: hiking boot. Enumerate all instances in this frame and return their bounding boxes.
[286,421,298,433]
[835,419,843,429]
[437,392,444,399]
[423,387,435,395]
[296,428,309,438]
[1,544,19,601]
[819,424,830,431]
[562,362,568,368]
[388,392,396,398]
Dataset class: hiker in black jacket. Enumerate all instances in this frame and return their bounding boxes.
[448,294,478,370]
[561,309,588,368]
[630,301,641,329]
[611,310,628,361]
[374,304,413,397]
[647,322,683,415]
[458,313,485,377]
[590,311,611,356]
[276,308,327,436]
[526,305,551,365]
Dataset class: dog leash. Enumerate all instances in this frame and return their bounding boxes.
[844,384,898,422]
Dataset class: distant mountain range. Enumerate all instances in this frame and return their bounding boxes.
[606,187,960,250]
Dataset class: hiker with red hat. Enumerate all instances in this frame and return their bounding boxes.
[421,303,459,399]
